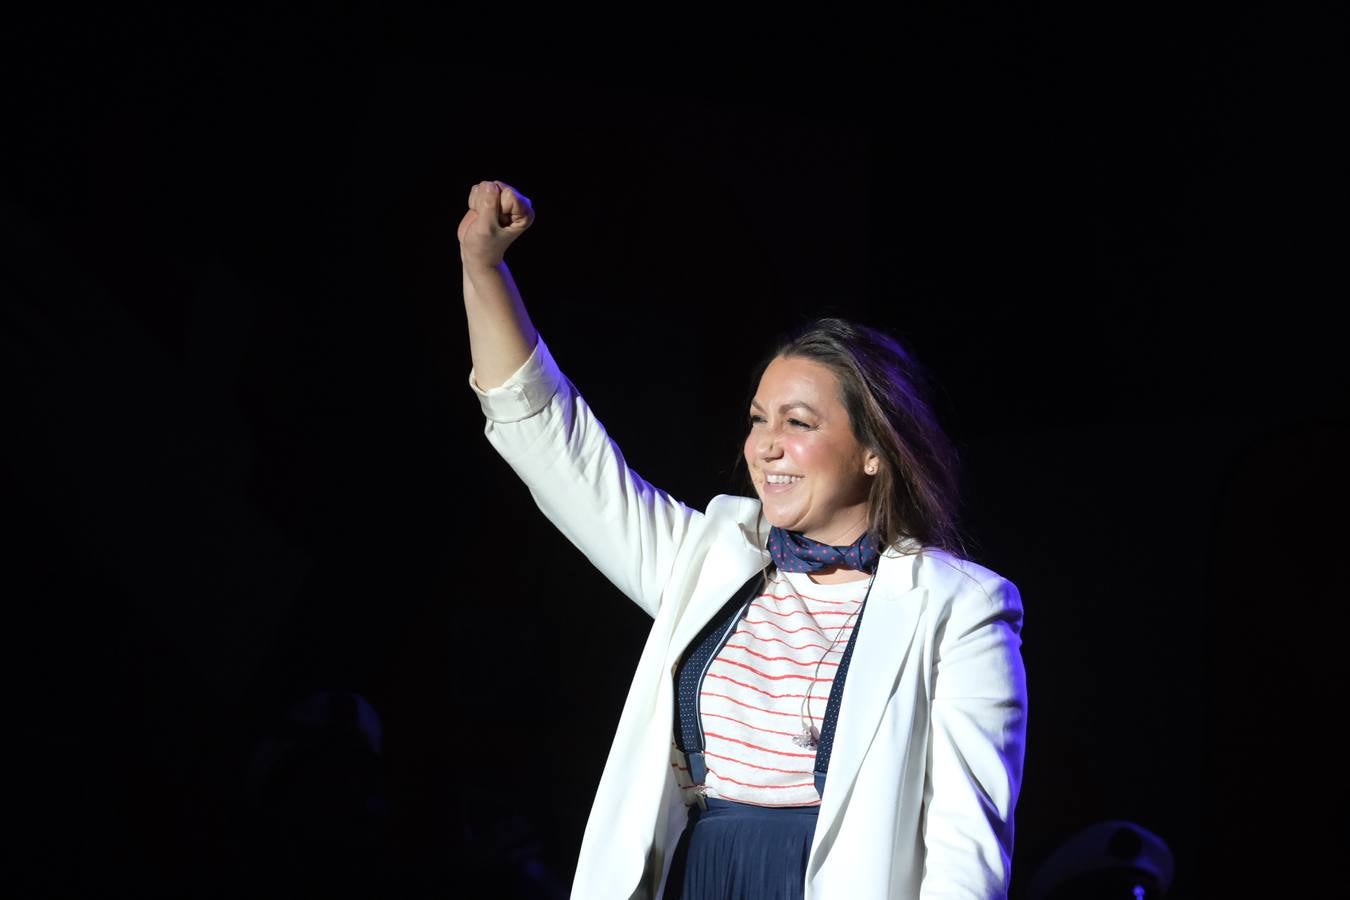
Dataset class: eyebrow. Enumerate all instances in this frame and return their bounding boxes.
[749,399,821,416]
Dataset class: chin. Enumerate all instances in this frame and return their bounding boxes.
[760,506,801,532]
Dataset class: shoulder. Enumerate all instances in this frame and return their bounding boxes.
[911,548,1023,624]
[704,493,768,547]
[706,493,761,523]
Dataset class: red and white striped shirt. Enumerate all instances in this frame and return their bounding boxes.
[670,568,869,807]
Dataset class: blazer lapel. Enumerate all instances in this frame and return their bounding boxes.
[665,531,769,670]
[812,550,928,841]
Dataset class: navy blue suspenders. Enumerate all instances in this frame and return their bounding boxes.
[672,571,762,790]
[672,568,874,801]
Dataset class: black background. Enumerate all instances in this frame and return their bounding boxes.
[3,6,1346,899]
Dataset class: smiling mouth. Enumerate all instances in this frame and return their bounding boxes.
[763,474,804,486]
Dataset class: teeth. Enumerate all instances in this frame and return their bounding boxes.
[765,474,803,485]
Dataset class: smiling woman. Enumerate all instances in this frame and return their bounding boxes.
[741,319,964,585]
[458,179,1028,900]
[745,355,878,553]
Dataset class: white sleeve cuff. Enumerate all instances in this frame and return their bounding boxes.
[467,336,566,423]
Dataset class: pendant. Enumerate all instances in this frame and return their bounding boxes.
[792,725,820,749]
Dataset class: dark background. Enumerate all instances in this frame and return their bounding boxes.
[3,6,1345,899]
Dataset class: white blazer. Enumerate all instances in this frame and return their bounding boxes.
[472,337,1028,900]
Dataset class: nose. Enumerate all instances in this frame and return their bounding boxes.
[753,423,782,459]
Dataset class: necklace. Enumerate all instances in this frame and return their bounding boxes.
[791,571,875,750]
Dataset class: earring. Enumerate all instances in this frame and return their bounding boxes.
[865,463,877,475]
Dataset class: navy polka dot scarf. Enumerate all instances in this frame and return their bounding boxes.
[767,526,881,574]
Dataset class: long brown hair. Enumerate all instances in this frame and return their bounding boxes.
[738,317,964,556]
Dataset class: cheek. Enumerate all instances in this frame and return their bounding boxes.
[743,435,763,486]
[780,436,817,470]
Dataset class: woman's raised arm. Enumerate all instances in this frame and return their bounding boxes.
[458,180,538,389]
[456,178,704,616]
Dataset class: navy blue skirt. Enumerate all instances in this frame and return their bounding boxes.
[664,798,820,900]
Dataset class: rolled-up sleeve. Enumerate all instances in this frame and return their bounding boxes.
[468,336,566,423]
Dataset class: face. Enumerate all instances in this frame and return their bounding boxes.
[743,355,879,544]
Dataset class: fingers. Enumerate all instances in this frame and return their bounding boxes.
[468,180,532,228]
[496,182,533,228]
[468,181,504,229]
[468,180,495,214]
[475,180,500,215]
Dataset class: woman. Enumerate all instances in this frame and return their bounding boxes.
[458,180,1028,900]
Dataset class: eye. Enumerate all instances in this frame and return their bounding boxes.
[787,418,811,429]
[748,413,765,425]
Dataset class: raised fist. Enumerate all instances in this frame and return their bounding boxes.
[457,180,534,269]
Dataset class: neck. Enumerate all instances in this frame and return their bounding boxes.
[802,517,869,547]
[804,565,874,585]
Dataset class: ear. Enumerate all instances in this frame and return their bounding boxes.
[863,451,881,476]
